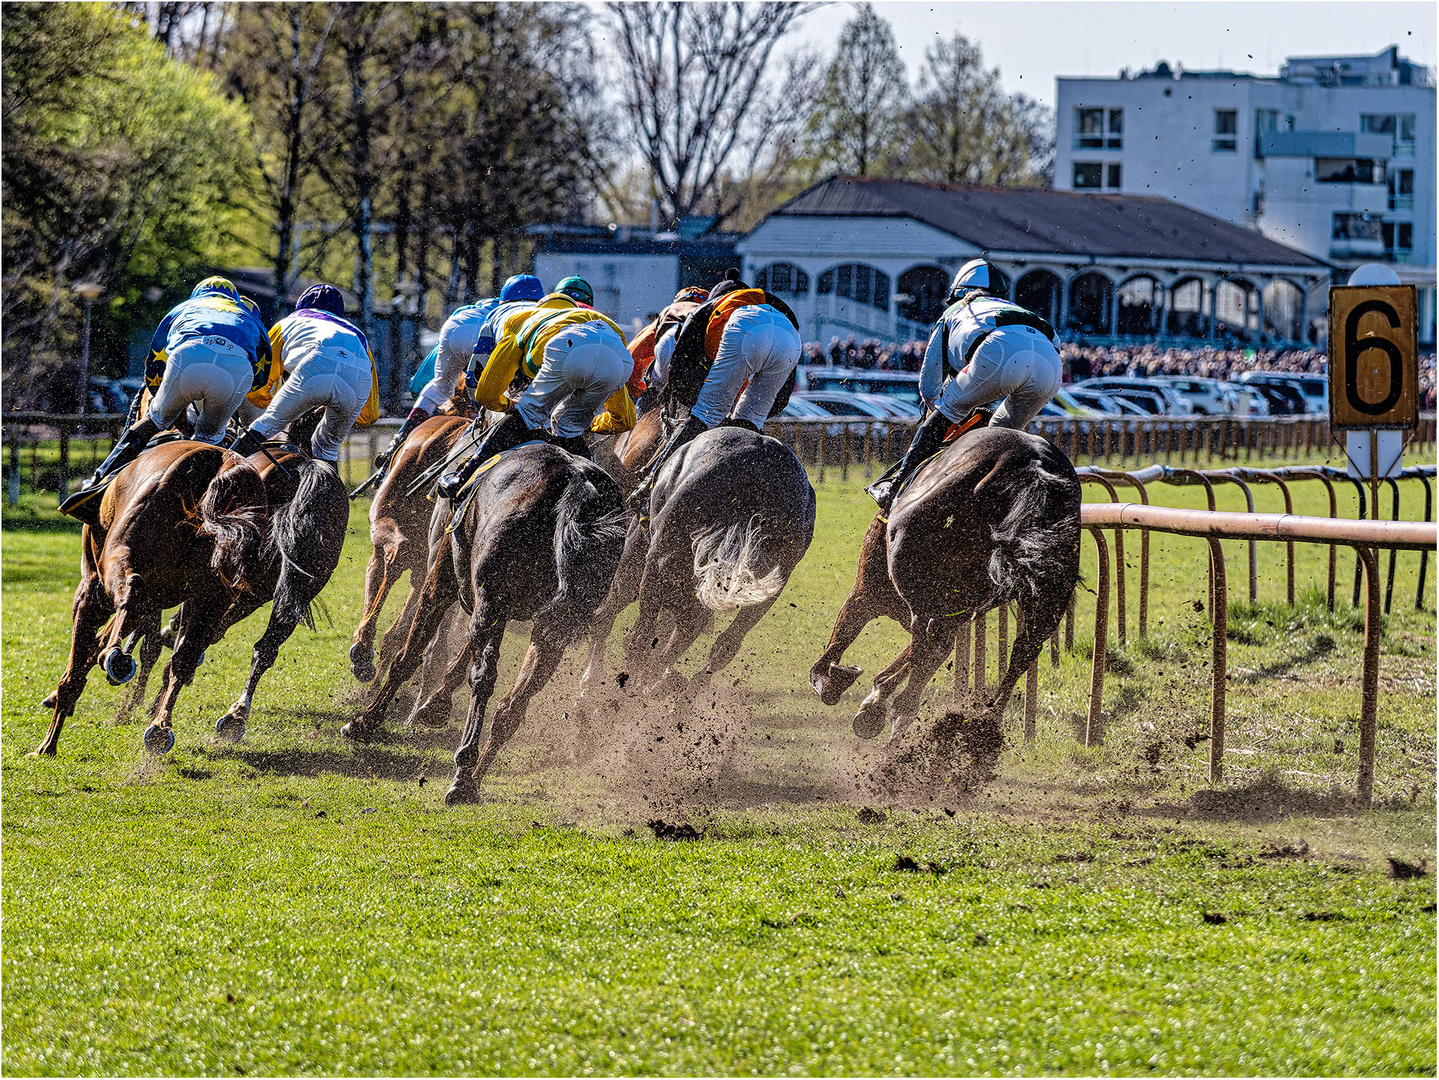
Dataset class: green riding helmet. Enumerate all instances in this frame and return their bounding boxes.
[555,276,594,306]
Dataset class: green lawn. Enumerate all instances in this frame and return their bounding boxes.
[2,454,1434,1076]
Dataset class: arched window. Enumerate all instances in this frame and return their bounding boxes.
[1116,275,1162,337]
[817,263,892,311]
[1068,272,1113,335]
[1215,278,1258,339]
[896,266,949,325]
[755,262,809,297]
[1015,270,1063,327]
[1262,280,1305,342]
[1166,277,1210,337]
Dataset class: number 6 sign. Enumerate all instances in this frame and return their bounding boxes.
[1329,284,1418,430]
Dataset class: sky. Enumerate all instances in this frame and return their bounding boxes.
[794,1,1438,108]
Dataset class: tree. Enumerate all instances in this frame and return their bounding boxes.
[607,1,817,229]
[900,31,1053,187]
[2,3,252,408]
[800,3,908,179]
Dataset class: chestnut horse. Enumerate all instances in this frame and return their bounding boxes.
[810,426,1081,746]
[342,442,627,803]
[579,425,816,705]
[32,442,267,756]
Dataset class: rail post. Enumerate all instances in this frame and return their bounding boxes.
[1417,473,1432,610]
[952,618,972,706]
[7,427,19,505]
[973,612,987,698]
[57,425,70,499]
[1355,545,1381,804]
[1085,526,1110,747]
[1206,537,1229,785]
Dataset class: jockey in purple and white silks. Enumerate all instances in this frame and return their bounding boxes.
[373,273,547,473]
[867,258,1063,510]
[234,284,380,464]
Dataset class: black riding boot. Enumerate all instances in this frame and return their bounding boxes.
[436,410,535,500]
[551,433,592,460]
[375,407,431,471]
[866,408,953,511]
[626,415,708,512]
[59,415,161,515]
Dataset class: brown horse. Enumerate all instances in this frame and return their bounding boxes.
[342,442,627,803]
[579,425,816,705]
[349,413,473,682]
[591,406,667,492]
[812,427,1080,747]
[32,442,267,756]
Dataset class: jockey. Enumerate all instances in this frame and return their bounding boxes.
[626,285,711,410]
[435,276,635,499]
[61,276,271,516]
[626,269,801,510]
[376,273,546,471]
[866,258,1062,510]
[230,284,380,463]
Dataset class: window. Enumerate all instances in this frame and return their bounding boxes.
[1383,222,1415,262]
[1362,113,1417,157]
[1212,109,1237,152]
[816,263,892,311]
[1388,169,1414,211]
[1074,107,1122,149]
[1315,158,1385,184]
[1332,212,1381,241]
[1106,163,1122,189]
[1253,109,1292,156]
[756,262,809,296]
[1072,162,1103,188]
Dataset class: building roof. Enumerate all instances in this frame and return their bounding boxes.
[766,175,1331,269]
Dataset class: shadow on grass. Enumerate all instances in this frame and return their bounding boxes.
[1143,775,1362,824]
[2,506,84,534]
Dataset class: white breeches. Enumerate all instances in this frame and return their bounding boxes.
[146,338,254,444]
[691,305,800,428]
[934,326,1062,430]
[515,322,631,438]
[249,347,372,462]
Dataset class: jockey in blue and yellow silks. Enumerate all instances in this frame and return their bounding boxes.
[233,284,380,464]
[436,276,635,499]
[61,276,271,517]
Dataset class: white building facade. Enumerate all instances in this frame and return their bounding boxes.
[1054,47,1436,343]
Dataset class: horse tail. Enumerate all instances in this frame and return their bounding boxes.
[197,457,267,590]
[986,460,1080,604]
[691,515,785,613]
[536,475,628,644]
[265,459,342,630]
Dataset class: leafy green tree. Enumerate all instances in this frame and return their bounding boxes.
[800,3,908,179]
[2,2,253,409]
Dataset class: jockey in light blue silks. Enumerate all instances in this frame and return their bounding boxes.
[865,258,1063,510]
[60,276,271,518]
[373,273,546,473]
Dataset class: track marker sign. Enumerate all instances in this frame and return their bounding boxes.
[1328,284,1418,430]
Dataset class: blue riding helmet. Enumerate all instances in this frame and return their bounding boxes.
[296,283,346,316]
[500,273,545,302]
[555,275,593,306]
[191,276,239,300]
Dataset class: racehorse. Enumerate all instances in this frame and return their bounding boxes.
[810,426,1080,748]
[591,406,667,492]
[341,442,627,804]
[579,425,816,705]
[349,412,473,682]
[32,442,267,756]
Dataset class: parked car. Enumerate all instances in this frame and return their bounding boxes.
[1075,377,1196,416]
[1236,376,1307,415]
[1066,386,1150,417]
[797,366,922,406]
[1239,372,1327,414]
[1151,376,1234,415]
[1219,381,1272,417]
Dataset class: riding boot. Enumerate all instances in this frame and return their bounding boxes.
[375,407,431,471]
[626,414,708,512]
[866,408,953,511]
[717,416,761,433]
[437,410,535,500]
[552,433,592,460]
[59,416,160,518]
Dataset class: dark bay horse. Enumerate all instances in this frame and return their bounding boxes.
[32,442,267,756]
[810,426,1080,745]
[592,406,666,492]
[349,413,472,682]
[342,442,627,804]
[579,425,816,703]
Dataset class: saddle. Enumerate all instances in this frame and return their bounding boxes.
[873,407,993,519]
[444,439,552,533]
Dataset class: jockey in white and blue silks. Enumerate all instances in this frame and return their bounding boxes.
[234,284,380,463]
[867,258,1063,510]
[374,274,546,472]
[61,276,272,518]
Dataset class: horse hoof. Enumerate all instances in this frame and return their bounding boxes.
[41,691,57,710]
[444,781,479,806]
[349,643,375,682]
[104,649,136,687]
[410,699,451,729]
[215,714,246,743]
[852,702,886,740]
[142,725,175,754]
[340,720,373,742]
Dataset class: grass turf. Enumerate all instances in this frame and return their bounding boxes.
[2,456,1435,1076]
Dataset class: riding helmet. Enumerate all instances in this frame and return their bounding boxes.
[947,258,1006,300]
[191,276,240,300]
[500,273,545,302]
[708,267,748,300]
[674,286,710,304]
[555,276,594,306]
[296,283,346,316]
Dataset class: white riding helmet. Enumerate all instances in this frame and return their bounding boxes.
[948,258,1005,300]
[1346,263,1401,287]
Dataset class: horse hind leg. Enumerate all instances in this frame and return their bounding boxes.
[116,612,165,723]
[144,598,226,754]
[887,616,960,740]
[445,620,505,805]
[687,596,778,700]
[408,614,469,729]
[33,578,112,756]
[851,640,914,740]
[479,630,567,776]
[214,610,301,743]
